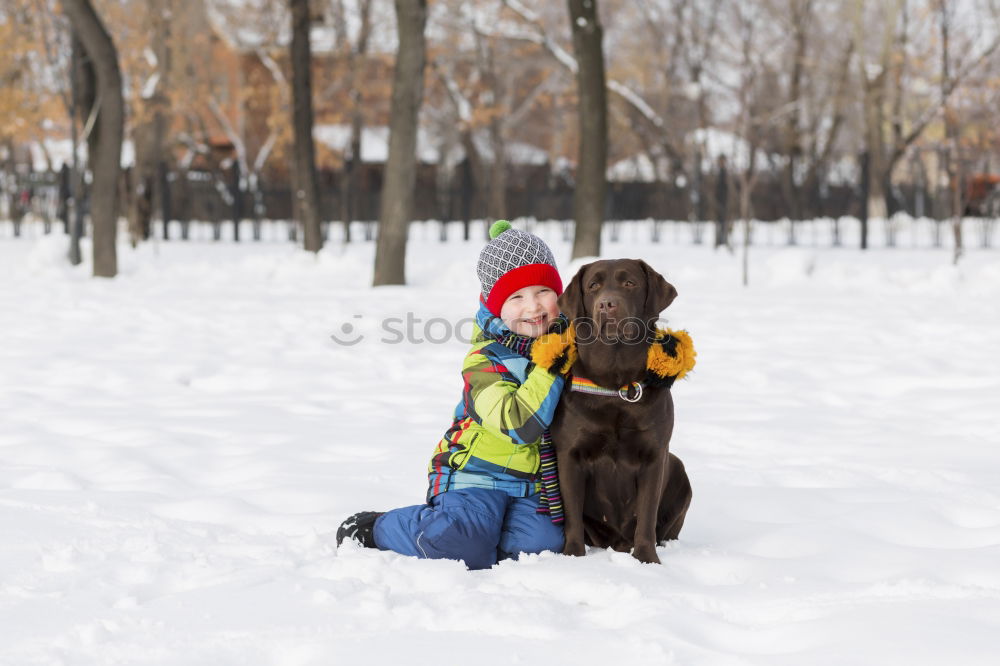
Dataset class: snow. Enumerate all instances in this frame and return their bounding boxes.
[314,124,441,164]
[607,153,662,182]
[141,72,161,100]
[688,127,771,172]
[314,124,549,166]
[205,0,398,55]
[1,218,999,664]
[29,138,135,171]
[608,128,774,182]
[460,133,549,166]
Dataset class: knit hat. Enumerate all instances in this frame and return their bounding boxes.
[477,220,563,316]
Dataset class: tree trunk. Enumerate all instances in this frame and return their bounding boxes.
[231,160,243,242]
[936,1,964,264]
[340,106,363,242]
[781,0,808,224]
[741,180,753,287]
[853,0,901,243]
[459,130,483,223]
[290,0,323,253]
[459,156,473,240]
[950,160,963,263]
[63,0,123,278]
[715,158,730,249]
[568,0,608,260]
[488,119,507,221]
[373,0,427,286]
[68,31,88,265]
[336,0,372,243]
[128,122,155,247]
[859,149,870,249]
[58,164,71,234]
[151,0,172,243]
[159,159,171,239]
[689,148,703,243]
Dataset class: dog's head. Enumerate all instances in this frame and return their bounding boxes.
[558,259,677,344]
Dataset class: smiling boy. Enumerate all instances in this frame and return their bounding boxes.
[337,220,568,570]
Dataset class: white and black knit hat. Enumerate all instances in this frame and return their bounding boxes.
[477,220,563,315]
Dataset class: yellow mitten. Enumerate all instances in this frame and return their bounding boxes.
[646,329,697,381]
[530,325,578,375]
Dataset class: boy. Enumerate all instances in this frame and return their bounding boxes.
[337,220,568,570]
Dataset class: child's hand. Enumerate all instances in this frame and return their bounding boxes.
[530,327,576,375]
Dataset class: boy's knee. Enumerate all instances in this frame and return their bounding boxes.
[416,509,499,570]
[414,489,508,570]
[372,505,423,556]
[500,520,564,559]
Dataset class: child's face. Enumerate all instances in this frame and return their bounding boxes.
[500,285,560,337]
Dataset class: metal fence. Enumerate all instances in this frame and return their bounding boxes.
[0,163,993,247]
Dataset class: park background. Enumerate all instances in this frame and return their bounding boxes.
[2,1,1000,664]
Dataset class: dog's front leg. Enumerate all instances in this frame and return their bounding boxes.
[556,448,587,557]
[632,454,668,564]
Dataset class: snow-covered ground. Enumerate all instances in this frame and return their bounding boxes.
[1,219,998,665]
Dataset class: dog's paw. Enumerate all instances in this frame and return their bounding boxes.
[562,540,586,557]
[631,545,661,564]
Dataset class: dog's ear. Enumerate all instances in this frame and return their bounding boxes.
[558,262,592,321]
[638,259,677,318]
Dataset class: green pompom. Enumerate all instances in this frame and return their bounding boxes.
[489,219,512,239]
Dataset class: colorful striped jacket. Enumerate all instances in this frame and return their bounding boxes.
[426,301,566,500]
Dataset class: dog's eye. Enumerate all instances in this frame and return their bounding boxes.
[624,280,636,287]
[588,281,600,290]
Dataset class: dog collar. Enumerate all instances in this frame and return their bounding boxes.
[570,377,645,402]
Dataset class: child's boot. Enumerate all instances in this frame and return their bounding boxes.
[336,511,383,548]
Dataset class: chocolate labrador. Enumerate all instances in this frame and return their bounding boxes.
[551,259,692,564]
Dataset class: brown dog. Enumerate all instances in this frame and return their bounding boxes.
[551,259,692,564]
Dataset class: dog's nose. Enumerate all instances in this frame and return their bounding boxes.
[598,299,618,315]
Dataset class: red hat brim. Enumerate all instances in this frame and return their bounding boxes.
[484,263,563,316]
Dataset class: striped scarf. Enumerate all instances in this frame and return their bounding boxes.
[534,430,563,523]
[477,305,567,524]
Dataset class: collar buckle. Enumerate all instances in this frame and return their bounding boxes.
[618,381,643,402]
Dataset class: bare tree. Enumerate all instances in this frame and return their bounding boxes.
[938,0,962,264]
[778,0,812,229]
[567,0,608,259]
[496,0,684,192]
[202,0,291,241]
[373,0,427,286]
[127,0,174,247]
[290,0,323,252]
[854,0,903,246]
[933,0,1000,263]
[124,0,177,247]
[63,0,123,278]
[799,31,854,220]
[329,0,374,243]
[640,0,724,239]
[734,3,762,285]
[853,0,999,249]
[719,0,790,283]
[68,30,90,264]
[435,3,560,230]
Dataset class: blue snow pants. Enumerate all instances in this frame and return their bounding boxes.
[372,488,564,570]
